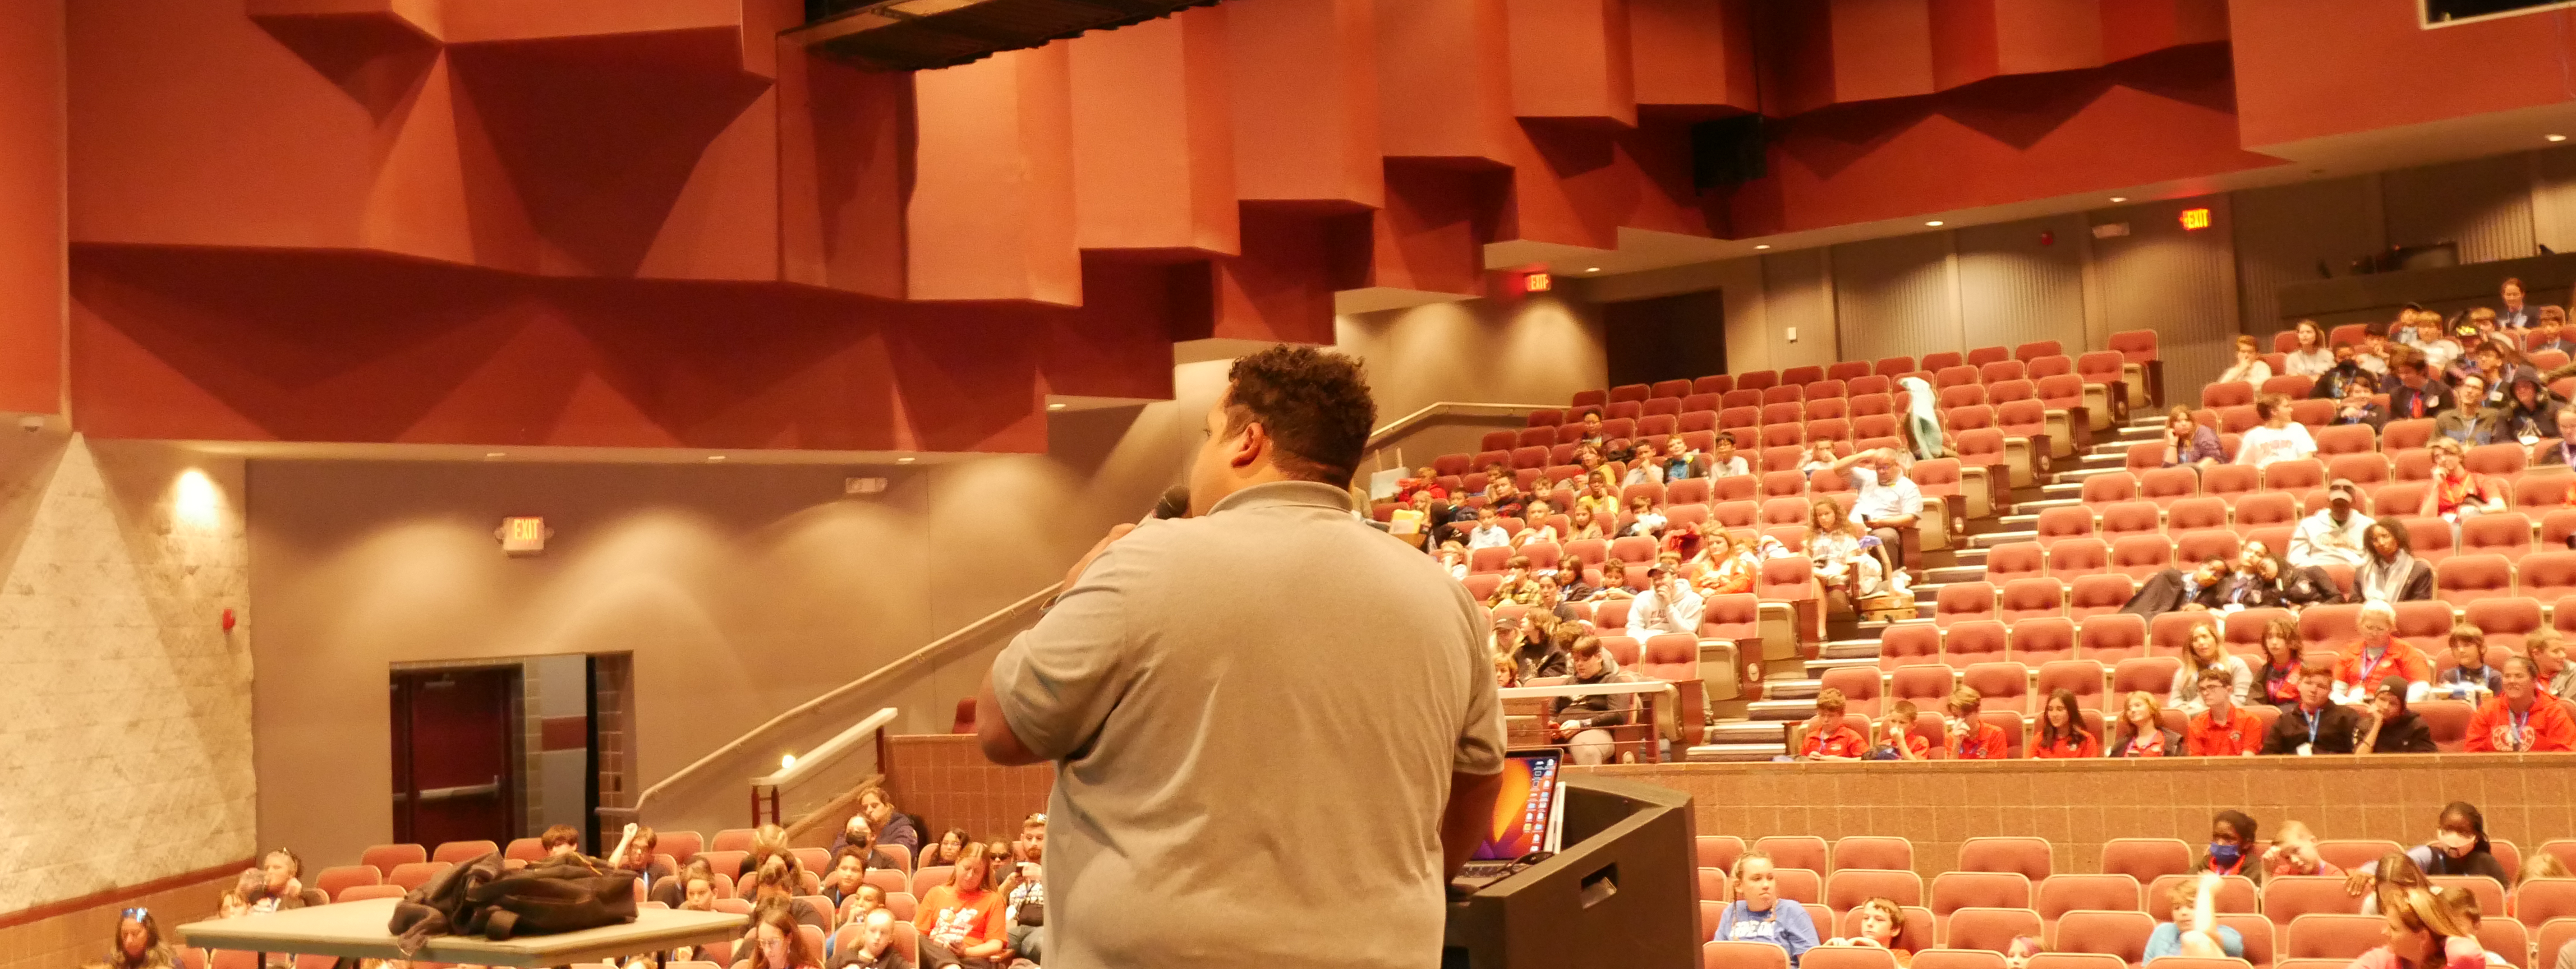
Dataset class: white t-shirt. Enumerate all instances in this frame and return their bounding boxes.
[2234,423,2316,467]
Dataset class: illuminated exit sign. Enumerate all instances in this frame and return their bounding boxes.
[497,516,550,555]
[2179,207,2212,230]
[1522,271,1552,293]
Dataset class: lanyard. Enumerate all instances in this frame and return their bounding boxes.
[2357,649,2386,684]
[2306,708,2325,746]
[2510,708,2533,751]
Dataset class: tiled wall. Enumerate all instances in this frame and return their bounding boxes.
[0,436,253,913]
[0,859,240,969]
[1585,753,2576,879]
[882,736,1052,843]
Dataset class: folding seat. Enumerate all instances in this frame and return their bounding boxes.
[2541,922,2576,969]
[1764,385,1806,406]
[1998,399,2048,444]
[2030,353,2075,379]
[2404,516,2454,562]
[1527,408,1564,428]
[2165,496,2228,534]
[2263,458,2327,500]
[2144,874,2258,917]
[2094,500,2159,545]
[1621,481,1667,508]
[1957,427,2013,483]
[1610,535,1658,564]
[2215,405,2261,435]
[2265,373,2317,399]
[2016,341,2063,362]
[1937,583,2001,629]
[2035,507,2096,547]
[2460,512,2533,560]
[2081,472,2138,508]
[1876,356,1916,377]
[2009,616,2078,663]
[2078,613,2149,663]
[2474,920,2529,969]
[1830,907,1938,957]
[1881,622,1945,669]
[1998,578,2067,625]
[2496,842,2526,883]
[2313,423,2376,457]
[2262,876,2364,928]
[2468,442,2527,476]
[2201,464,2262,505]
[2036,874,2141,920]
[1825,869,1925,911]
[2147,611,2218,658]
[1609,400,1647,422]
[1518,541,1566,573]
[2226,492,2301,538]
[337,884,409,903]
[1925,351,1966,371]
[1810,467,1855,495]
[2372,482,2427,520]
[2520,551,2576,603]
[316,865,382,899]
[2112,656,2182,704]
[1758,470,1807,501]
[1695,375,1735,395]
[1945,906,2043,953]
[2099,839,2193,884]
[1603,416,1640,441]
[2289,398,2335,427]
[1827,361,1871,382]
[1850,374,1894,396]
[1805,380,1847,402]
[2326,452,2393,492]
[2435,553,2514,606]
[1821,667,1884,717]
[1460,573,1502,601]
[2519,473,2573,512]
[1961,661,2031,713]
[1986,542,2046,583]
[1701,593,1759,645]
[1562,538,1608,569]
[1509,445,1548,469]
[1967,345,2011,367]
[2223,608,2292,655]
[1962,837,2055,883]
[1480,430,1519,453]
[2546,509,2576,548]
[2123,442,2165,474]
[434,839,500,864]
[1652,379,1693,399]
[1517,426,1557,449]
[1935,366,1981,391]
[1639,414,1680,439]
[2287,913,2389,960]
[1432,453,1473,478]
[389,861,452,890]
[2202,382,2255,408]
[1807,394,1849,419]
[1609,383,1652,403]
[2137,467,2199,507]
[1762,422,1805,449]
[1982,360,2027,384]
[2517,876,2576,926]
[1723,390,1764,414]
[1847,393,1895,419]
[1933,871,2035,919]
[2054,910,2155,965]
[1698,835,1747,873]
[1947,403,1998,435]
[2109,534,2175,579]
[1989,378,2037,404]
[2173,529,2241,567]
[1665,478,1712,507]
[2076,349,2125,385]
[363,843,427,873]
[1809,418,1852,443]
[2382,416,2436,451]
[1756,836,1829,874]
[2064,572,2131,617]
[1889,667,1957,722]
[1761,444,1807,474]
[1473,449,1512,473]
[1760,401,1805,426]
[1706,940,1793,969]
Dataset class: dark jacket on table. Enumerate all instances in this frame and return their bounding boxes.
[2367,711,2438,753]
[2261,703,2367,754]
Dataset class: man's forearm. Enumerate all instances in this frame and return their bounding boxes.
[976,673,1047,766]
[1441,769,1508,876]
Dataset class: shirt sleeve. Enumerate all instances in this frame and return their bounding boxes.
[1781,902,1821,966]
[988,542,1139,762]
[1453,598,1508,776]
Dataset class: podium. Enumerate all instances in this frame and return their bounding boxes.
[1442,774,1699,968]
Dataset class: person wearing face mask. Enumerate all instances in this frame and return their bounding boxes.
[2464,657,2576,752]
[2346,803,2512,889]
[2198,810,2262,884]
[1714,851,1821,967]
[1830,447,1921,566]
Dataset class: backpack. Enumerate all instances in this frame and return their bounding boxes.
[388,852,639,955]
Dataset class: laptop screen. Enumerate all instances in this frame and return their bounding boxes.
[1469,749,1566,862]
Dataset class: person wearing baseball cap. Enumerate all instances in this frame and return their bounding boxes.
[2288,479,2374,569]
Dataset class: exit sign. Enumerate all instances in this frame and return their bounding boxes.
[1522,271,1552,293]
[497,516,549,555]
[2179,207,2212,230]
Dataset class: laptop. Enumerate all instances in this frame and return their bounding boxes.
[1451,749,1568,888]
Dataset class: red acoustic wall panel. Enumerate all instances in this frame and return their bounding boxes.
[1069,8,1239,257]
[1372,164,1505,297]
[908,45,1081,304]
[775,47,911,298]
[1626,0,1757,115]
[1930,0,2104,92]
[1503,0,1635,125]
[1226,0,1382,208]
[2232,0,2576,151]
[0,0,62,414]
[1375,0,1517,164]
[2102,0,2228,63]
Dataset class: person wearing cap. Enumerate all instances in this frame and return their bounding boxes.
[2359,678,2438,754]
[2289,480,2375,569]
[1626,566,1703,636]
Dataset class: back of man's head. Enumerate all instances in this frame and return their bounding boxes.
[1223,346,1376,486]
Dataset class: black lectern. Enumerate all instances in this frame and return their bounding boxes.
[1442,773,1700,968]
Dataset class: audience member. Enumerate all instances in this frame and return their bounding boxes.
[1623,495,1666,537]
[2004,936,2044,969]
[1713,851,1820,967]
[2349,850,2431,915]
[2520,855,2574,887]
[1511,500,1558,546]
[924,828,969,870]
[1592,557,1636,600]
[538,824,581,859]
[1623,446,1666,486]
[2362,677,2440,754]
[2201,810,2261,882]
[2288,481,2374,568]
[2171,625,2252,713]
[914,843,1010,968]
[2264,662,2365,754]
[1897,377,1951,461]
[1834,448,1921,556]
[1629,567,1705,636]
[2371,802,2514,882]
[835,884,886,933]
[1797,689,1866,760]
[1466,508,1511,550]
[2184,668,2262,757]
[1943,687,2009,760]
[1807,499,1887,604]
[2357,522,2435,603]
[2253,617,2306,707]
[2263,821,2344,878]
[2432,625,2501,703]
[2337,601,2432,704]
[652,856,716,909]
[1869,700,1930,761]
[2330,375,2389,430]
[751,906,824,969]
[2497,373,2558,441]
[1576,474,1618,517]
[2465,657,2576,751]
[2350,887,2485,969]
[2532,629,2576,707]
[2107,691,2179,757]
[2417,315,2467,373]
[2144,874,2244,961]
[2388,347,2455,421]
[1564,505,1606,542]
[1820,897,1914,967]
[2435,377,2503,445]
[1552,636,1638,766]
[2421,439,2509,536]
[1694,529,1760,597]
[826,910,913,969]
[107,909,182,969]
[2283,321,2334,376]
[1511,621,1572,682]
[2540,307,2576,353]
[2119,558,2230,617]
[246,849,326,911]
[2218,335,2273,385]
[749,857,829,930]
[2235,394,2317,467]
[2029,689,2100,759]
[2436,885,2515,969]
[2500,279,2536,329]
[2163,407,2227,468]
[996,814,1046,964]
[2218,544,2288,608]
[1800,440,1839,477]
[1710,436,1751,478]
[2534,407,2576,468]
[820,847,878,910]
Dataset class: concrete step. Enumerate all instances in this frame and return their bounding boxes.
[1969,530,2039,549]
[1765,677,1820,699]
[1687,742,1786,763]
[1807,656,1880,676]
[1747,698,1818,721]
[1925,565,1985,584]
[1705,719,1788,742]
[1821,638,1883,661]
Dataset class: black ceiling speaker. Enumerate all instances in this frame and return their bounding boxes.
[1690,114,1768,192]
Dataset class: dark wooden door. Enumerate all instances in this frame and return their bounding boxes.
[391,667,517,848]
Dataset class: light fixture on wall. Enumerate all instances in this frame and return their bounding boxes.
[896,456,916,464]
[779,753,797,771]
[174,469,223,527]
[496,516,550,555]
[1585,267,1600,273]
[2109,196,2128,203]
[1754,244,1770,250]
[1925,220,1944,227]
[706,455,726,463]
[1046,403,1066,410]
[2552,135,2569,142]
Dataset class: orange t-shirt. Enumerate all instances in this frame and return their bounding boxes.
[1950,722,2009,760]
[914,884,1009,949]
[2186,708,2263,756]
[2333,641,2431,692]
[2029,732,2100,759]
[2463,696,2576,753]
[1801,725,1866,759]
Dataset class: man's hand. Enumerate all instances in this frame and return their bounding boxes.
[1066,523,1137,589]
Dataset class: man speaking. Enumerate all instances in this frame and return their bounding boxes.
[977,345,1507,969]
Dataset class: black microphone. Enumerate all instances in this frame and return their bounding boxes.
[1149,485,1191,521]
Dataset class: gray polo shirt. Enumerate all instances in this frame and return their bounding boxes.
[991,479,1506,969]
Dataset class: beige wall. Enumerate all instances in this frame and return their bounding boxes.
[0,433,253,912]
[1335,292,1606,419]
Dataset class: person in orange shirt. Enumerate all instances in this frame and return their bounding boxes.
[2334,601,2432,705]
[914,843,1013,967]
[1798,688,1868,760]
[2029,689,2101,759]
[2464,656,2576,753]
[1869,700,1931,761]
[2184,667,2264,756]
[1944,687,2010,760]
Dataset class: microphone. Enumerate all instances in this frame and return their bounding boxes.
[1149,485,1191,522]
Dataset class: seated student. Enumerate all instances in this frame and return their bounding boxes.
[2253,617,2308,708]
[2521,854,2575,888]
[2003,936,2044,969]
[1623,494,1667,538]
[2119,559,2230,617]
[2432,624,2503,703]
[651,856,717,910]
[1484,476,1528,522]
[1797,688,1867,760]
[2163,406,2227,467]
[2350,887,2488,969]
[746,857,830,931]
[827,909,914,969]
[2107,691,2182,758]
[1692,529,1760,597]
[2284,320,2335,376]
[1709,436,1752,478]
[2327,362,2390,429]
[2357,522,2436,603]
[2263,662,2367,755]
[2421,438,2510,532]
[2465,656,2576,751]
[1868,700,1930,760]
[1511,500,1560,547]
[1623,442,1667,486]
[107,908,183,969]
[835,884,889,935]
[1563,504,1607,542]
[2029,689,2101,759]
[2185,667,2264,756]
[2145,873,2246,961]
[2336,601,2432,705]
[2172,624,2253,713]
[2200,810,2262,882]
[539,824,582,859]
[2235,394,2317,467]
[1552,636,1640,766]
[1807,500,1888,604]
[1833,449,1922,556]
[2533,628,2576,708]
[2362,677,2440,754]
[1713,851,1821,967]
[1512,622,1574,682]
[1666,442,1706,482]
[818,847,881,911]
[2352,802,2514,884]
[1821,896,1916,967]
[913,844,1010,968]
[1800,440,1839,477]
[1466,507,1512,550]
[1590,556,1637,601]
[2218,334,2274,385]
[1943,687,2011,760]
[1629,567,1705,635]
[830,814,903,872]
[2263,821,2345,879]
[245,849,328,912]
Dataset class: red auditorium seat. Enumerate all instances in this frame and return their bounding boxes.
[2202,464,2261,505]
[2434,553,2513,606]
[388,861,451,890]
[2518,551,2576,603]
[2519,474,2572,511]
[1875,356,1917,377]
[1706,941,1791,969]
[1698,835,1747,872]
[2112,656,2182,704]
[1829,836,1915,873]
[1829,907,1937,956]
[2462,512,2534,560]
[2287,913,2389,961]
[1882,624,1944,670]
[2110,330,2159,361]
[1806,380,1846,402]
[2539,923,2576,969]
[1989,378,2036,405]
[2264,373,2316,400]
[1944,907,2043,954]
[1920,350,1963,371]
[1827,361,1871,382]
[1695,376,1735,395]
[362,843,427,873]
[2137,467,2198,507]
[2035,507,2095,547]
[1702,594,1758,645]
[2109,535,2175,579]
[1888,663,1957,707]
[1982,361,2026,384]
[2262,458,2326,499]
[316,865,381,899]
[2202,382,2253,408]
[2371,482,2426,519]
[2228,492,2301,537]
[2289,398,2334,428]
[1826,869,1926,911]
[1998,579,2067,624]
[2381,417,2435,451]
[2222,608,2291,655]
[1738,371,1780,392]
[2174,529,2240,567]
[1986,542,2046,583]
[1609,383,1652,403]
[1961,661,2030,713]
[2313,423,2376,456]
[2078,613,2148,663]
[1478,430,1516,452]
[2099,839,2193,883]
[1571,389,1608,408]
[2064,573,2130,618]
[1820,667,1883,716]
[2036,874,2141,921]
[1764,386,1805,407]
[2467,442,2527,476]
[2122,442,2164,474]
[2054,910,2155,965]
[2097,500,2160,543]
[1967,346,2009,367]
[2262,876,2363,927]
[2403,516,2453,562]
[2076,350,2125,386]
[1762,401,1805,425]
[2008,616,2077,664]
[1651,379,1692,399]
[2016,340,2063,362]
[1931,871,2034,919]
[2147,611,2217,658]
[434,840,500,864]
[1961,837,2055,883]
[2050,541,2112,580]
[1755,836,1829,874]
[2165,497,2228,536]
[2034,658,2108,710]
[1936,583,1999,627]
[2081,472,2138,507]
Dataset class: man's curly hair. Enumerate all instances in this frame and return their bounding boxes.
[1223,345,1376,487]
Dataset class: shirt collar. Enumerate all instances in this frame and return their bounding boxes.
[1207,479,1356,516]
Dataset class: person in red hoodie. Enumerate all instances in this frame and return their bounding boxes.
[1944,687,2010,760]
[2464,656,2576,753]
[1798,688,1868,760]
[2334,601,2432,706]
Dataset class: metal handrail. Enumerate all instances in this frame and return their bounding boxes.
[617,581,1062,820]
[753,708,898,788]
[1365,401,1554,449]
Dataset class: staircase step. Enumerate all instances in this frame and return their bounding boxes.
[1704,720,1788,742]
[1925,565,1985,584]
[1821,639,1883,660]
[1807,656,1880,675]
[1766,678,1821,699]
[1970,530,2038,549]
[1687,742,1787,763]
[1748,699,1818,720]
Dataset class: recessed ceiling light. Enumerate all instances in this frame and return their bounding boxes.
[2109,196,2128,203]
[1585,267,1600,273]
[1925,220,1944,227]
[1754,244,1770,250]
[484,452,505,460]
[896,456,915,464]
[1046,403,1066,410]
[2552,135,2569,142]
[706,455,726,463]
